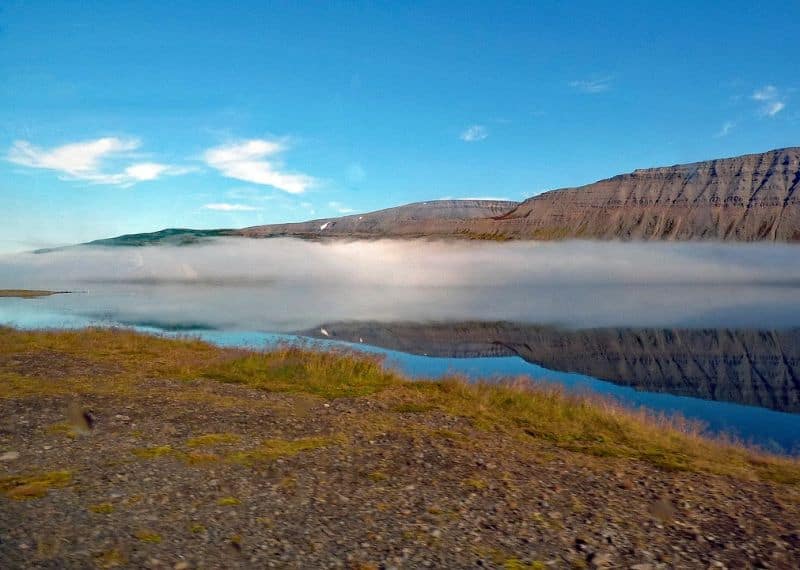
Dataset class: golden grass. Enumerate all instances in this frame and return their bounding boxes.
[133,529,162,543]
[88,502,115,514]
[227,435,339,466]
[216,496,241,506]
[200,345,399,398]
[0,470,72,500]
[1,326,799,485]
[94,548,126,568]
[186,432,241,447]
[132,445,174,459]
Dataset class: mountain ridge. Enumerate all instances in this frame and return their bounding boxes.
[71,146,800,247]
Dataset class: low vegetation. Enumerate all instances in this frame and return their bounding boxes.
[227,436,339,466]
[1,326,799,485]
[186,433,241,447]
[0,470,72,500]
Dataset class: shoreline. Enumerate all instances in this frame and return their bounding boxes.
[1,327,799,567]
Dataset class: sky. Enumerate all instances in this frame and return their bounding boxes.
[1,0,798,252]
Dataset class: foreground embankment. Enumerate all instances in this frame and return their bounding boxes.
[1,327,799,568]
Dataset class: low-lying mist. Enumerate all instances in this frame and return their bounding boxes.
[1,238,800,331]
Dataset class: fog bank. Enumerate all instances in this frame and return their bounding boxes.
[1,238,800,330]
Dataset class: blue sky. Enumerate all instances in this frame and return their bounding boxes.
[1,0,798,251]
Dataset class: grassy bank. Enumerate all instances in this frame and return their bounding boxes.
[1,326,798,485]
[0,290,64,298]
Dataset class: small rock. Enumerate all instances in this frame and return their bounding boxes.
[648,498,676,521]
[589,551,612,568]
[0,451,20,461]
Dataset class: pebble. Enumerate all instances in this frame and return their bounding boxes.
[1,450,20,461]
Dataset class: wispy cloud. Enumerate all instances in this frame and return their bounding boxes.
[225,187,278,202]
[752,85,786,117]
[460,125,488,142]
[6,137,187,186]
[714,121,735,138]
[346,163,366,184]
[328,201,355,214]
[204,139,315,194]
[202,203,261,212]
[569,75,613,93]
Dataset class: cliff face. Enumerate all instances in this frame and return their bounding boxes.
[301,321,800,413]
[236,200,518,239]
[238,148,800,242]
[80,147,800,245]
[474,147,800,241]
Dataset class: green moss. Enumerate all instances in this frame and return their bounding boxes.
[134,529,162,543]
[217,496,241,506]
[183,450,220,464]
[228,435,339,465]
[88,502,115,514]
[463,477,488,491]
[132,445,173,459]
[45,422,78,439]
[186,432,241,447]
[94,548,126,568]
[391,402,434,413]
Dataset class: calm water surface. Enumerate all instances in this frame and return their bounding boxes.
[2,239,800,453]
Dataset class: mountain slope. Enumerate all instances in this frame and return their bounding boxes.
[469,147,800,241]
[72,147,800,246]
[235,199,518,239]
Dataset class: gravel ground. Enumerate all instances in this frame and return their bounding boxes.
[1,376,799,569]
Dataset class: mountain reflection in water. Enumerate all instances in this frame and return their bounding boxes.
[301,321,800,414]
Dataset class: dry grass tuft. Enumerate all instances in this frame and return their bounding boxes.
[217,496,241,506]
[133,529,162,543]
[227,435,340,466]
[132,445,174,459]
[0,470,72,500]
[88,502,115,514]
[186,432,241,447]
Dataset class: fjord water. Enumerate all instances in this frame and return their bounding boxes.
[2,238,800,453]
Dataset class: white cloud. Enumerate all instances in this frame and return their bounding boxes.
[569,76,613,93]
[752,86,778,101]
[328,201,355,214]
[203,203,261,212]
[460,125,488,142]
[6,137,187,186]
[764,101,785,117]
[751,85,787,117]
[204,139,315,194]
[714,121,735,138]
[225,187,278,202]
